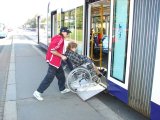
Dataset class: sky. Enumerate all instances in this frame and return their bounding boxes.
[0,0,82,28]
[0,0,48,27]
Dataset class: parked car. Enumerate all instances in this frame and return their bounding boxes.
[0,23,7,38]
[0,30,7,38]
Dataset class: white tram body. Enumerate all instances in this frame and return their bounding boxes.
[37,0,160,119]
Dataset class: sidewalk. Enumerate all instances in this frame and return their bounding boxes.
[3,38,123,120]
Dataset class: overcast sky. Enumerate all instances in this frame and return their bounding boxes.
[0,0,48,27]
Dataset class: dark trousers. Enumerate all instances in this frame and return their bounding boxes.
[37,64,66,93]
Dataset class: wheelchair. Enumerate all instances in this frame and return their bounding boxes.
[66,61,101,93]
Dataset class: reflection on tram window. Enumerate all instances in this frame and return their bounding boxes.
[63,10,75,40]
[102,35,109,54]
[62,6,84,55]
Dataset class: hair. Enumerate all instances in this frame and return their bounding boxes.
[59,33,64,38]
[66,41,77,51]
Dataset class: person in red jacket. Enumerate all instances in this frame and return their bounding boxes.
[33,27,71,101]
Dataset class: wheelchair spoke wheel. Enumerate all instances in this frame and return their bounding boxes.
[66,67,92,93]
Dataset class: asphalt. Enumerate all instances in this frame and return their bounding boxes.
[1,34,149,120]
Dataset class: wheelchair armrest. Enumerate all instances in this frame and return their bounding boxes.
[80,62,93,70]
[86,63,93,69]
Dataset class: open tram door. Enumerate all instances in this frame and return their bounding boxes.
[88,0,110,82]
[46,2,61,46]
[107,0,133,104]
[79,0,133,102]
[50,8,62,40]
[74,0,111,101]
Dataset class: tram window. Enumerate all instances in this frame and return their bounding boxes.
[70,10,75,40]
[61,13,65,27]
[57,13,61,34]
[62,10,75,41]
[76,6,83,54]
[62,6,84,55]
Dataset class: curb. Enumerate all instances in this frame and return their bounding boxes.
[3,39,17,120]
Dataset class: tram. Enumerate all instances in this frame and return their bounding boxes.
[37,0,160,119]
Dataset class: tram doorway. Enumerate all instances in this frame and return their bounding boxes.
[88,0,111,76]
[71,0,111,101]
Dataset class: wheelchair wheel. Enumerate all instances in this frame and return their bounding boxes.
[66,67,92,93]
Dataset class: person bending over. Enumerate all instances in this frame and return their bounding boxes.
[33,27,71,101]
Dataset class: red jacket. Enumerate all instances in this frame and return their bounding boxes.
[46,35,64,68]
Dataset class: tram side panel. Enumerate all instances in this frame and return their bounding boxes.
[151,17,160,120]
[106,0,131,105]
[107,0,160,118]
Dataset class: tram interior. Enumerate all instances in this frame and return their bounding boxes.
[89,0,110,76]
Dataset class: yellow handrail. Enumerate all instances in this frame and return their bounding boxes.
[90,33,102,68]
[90,4,104,68]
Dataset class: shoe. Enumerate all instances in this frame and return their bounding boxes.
[60,88,70,94]
[99,69,104,73]
[98,74,102,77]
[33,91,43,101]
[102,71,107,76]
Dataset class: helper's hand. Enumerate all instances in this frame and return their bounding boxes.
[61,55,67,60]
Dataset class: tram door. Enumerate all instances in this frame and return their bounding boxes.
[50,9,61,45]
[107,0,132,104]
[51,11,58,38]
[46,11,57,46]
[88,0,110,78]
[87,0,132,103]
[76,0,110,101]
[50,8,61,37]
